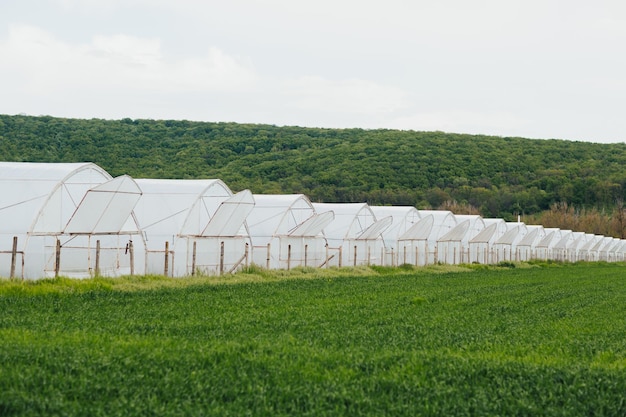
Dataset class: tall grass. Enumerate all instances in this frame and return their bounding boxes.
[1,262,625,416]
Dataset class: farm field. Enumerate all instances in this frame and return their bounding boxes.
[1,263,626,416]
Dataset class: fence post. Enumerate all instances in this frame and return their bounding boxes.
[338,246,343,267]
[220,241,225,275]
[287,244,291,270]
[353,245,357,266]
[164,241,169,277]
[266,243,271,270]
[10,236,17,279]
[95,239,101,277]
[245,243,249,268]
[192,241,197,276]
[304,244,308,267]
[129,240,134,276]
[55,239,61,278]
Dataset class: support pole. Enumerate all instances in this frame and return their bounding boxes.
[10,236,17,279]
[129,240,134,276]
[266,243,271,270]
[353,245,357,266]
[192,241,197,276]
[95,240,101,277]
[220,241,225,275]
[304,244,308,267]
[287,244,291,270]
[164,241,169,277]
[55,239,61,278]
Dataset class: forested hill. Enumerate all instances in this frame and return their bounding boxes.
[1,114,626,219]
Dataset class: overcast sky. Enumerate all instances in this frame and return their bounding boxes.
[1,1,625,143]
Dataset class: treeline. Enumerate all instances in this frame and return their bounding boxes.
[1,114,626,226]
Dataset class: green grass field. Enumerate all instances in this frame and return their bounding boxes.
[1,263,625,416]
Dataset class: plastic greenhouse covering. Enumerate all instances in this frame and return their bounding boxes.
[437,215,485,264]
[312,203,391,267]
[468,218,508,264]
[132,179,253,276]
[370,206,421,266]
[0,162,141,279]
[246,194,332,269]
[3,162,626,279]
[516,225,546,261]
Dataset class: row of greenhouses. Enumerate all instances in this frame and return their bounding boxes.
[1,162,625,279]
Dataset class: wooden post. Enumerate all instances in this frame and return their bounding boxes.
[453,246,457,264]
[325,244,329,269]
[129,240,134,276]
[164,241,169,277]
[191,241,197,276]
[304,244,308,267]
[219,241,225,275]
[367,246,371,266]
[403,246,407,265]
[353,245,357,266]
[287,244,292,270]
[245,243,249,267]
[55,239,61,278]
[338,246,343,267]
[415,246,418,266]
[10,236,17,279]
[95,240,101,277]
[266,243,271,270]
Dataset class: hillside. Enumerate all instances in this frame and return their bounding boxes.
[1,114,625,220]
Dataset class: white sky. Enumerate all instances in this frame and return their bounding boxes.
[1,0,626,143]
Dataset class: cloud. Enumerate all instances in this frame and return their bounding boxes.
[282,76,410,115]
[0,24,258,96]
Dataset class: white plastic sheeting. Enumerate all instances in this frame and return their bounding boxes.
[437,215,485,264]
[492,223,528,262]
[312,202,391,267]
[468,218,508,264]
[247,194,332,269]
[535,229,563,260]
[0,162,141,278]
[370,206,421,266]
[133,179,253,276]
[400,210,456,265]
[516,225,546,261]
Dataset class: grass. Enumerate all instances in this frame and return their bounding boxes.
[1,262,625,416]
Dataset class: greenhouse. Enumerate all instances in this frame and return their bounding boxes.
[247,194,333,269]
[0,162,141,279]
[133,179,254,276]
[436,215,485,264]
[515,225,546,261]
[406,210,457,266]
[312,203,391,267]
[534,228,562,260]
[468,218,508,264]
[551,230,575,262]
[370,206,421,266]
[493,223,528,262]
[596,238,615,261]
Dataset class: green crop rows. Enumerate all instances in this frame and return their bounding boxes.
[1,263,625,416]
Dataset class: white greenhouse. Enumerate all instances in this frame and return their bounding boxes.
[534,228,563,260]
[133,179,254,277]
[493,223,528,262]
[516,225,546,261]
[312,203,392,267]
[551,230,575,261]
[468,218,508,264]
[406,210,457,265]
[0,162,141,279]
[436,215,485,264]
[247,194,334,269]
[370,206,421,266]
